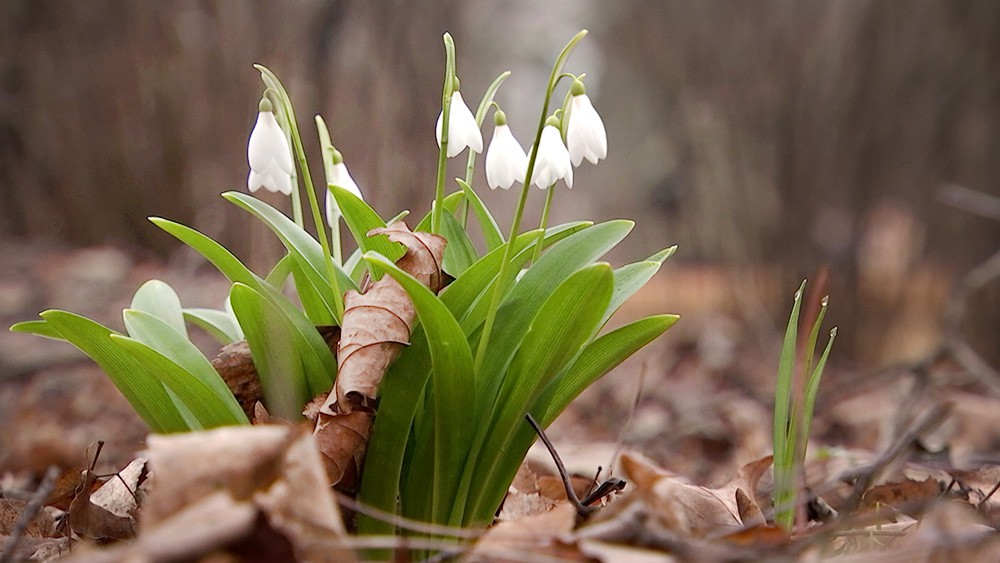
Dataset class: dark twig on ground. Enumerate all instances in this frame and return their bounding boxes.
[0,465,60,563]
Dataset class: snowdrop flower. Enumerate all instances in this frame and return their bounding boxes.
[566,78,607,167]
[435,83,483,158]
[485,109,527,190]
[324,148,364,227]
[531,116,573,189]
[247,97,294,195]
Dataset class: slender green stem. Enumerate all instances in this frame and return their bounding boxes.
[315,115,344,265]
[531,187,556,262]
[461,72,512,229]
[473,29,588,383]
[265,88,304,228]
[255,65,344,322]
[431,34,457,234]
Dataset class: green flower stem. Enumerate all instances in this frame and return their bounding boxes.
[473,30,587,373]
[531,187,556,262]
[255,65,344,322]
[431,34,457,234]
[264,88,304,228]
[315,115,343,265]
[461,72,512,228]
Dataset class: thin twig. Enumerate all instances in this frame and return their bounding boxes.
[333,491,483,539]
[0,465,60,563]
[525,413,596,517]
[841,403,952,515]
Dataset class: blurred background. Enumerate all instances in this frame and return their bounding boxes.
[1,0,998,370]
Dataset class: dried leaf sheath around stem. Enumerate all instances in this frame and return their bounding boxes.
[312,223,447,490]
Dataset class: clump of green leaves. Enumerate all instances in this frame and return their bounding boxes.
[12,30,679,536]
[772,280,837,529]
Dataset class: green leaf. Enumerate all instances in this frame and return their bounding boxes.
[540,314,680,425]
[150,218,258,288]
[329,185,404,262]
[10,319,64,340]
[265,253,295,288]
[356,327,432,536]
[439,222,591,324]
[182,308,242,345]
[130,280,188,338]
[601,245,677,327]
[363,252,474,525]
[223,191,357,322]
[38,310,190,433]
[472,220,633,422]
[455,179,503,250]
[465,263,615,526]
[439,209,478,277]
[773,280,806,529]
[110,334,246,428]
[229,283,312,420]
[413,191,465,234]
[122,310,247,424]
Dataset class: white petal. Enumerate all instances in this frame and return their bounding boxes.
[485,124,527,190]
[531,125,572,189]
[567,94,608,166]
[247,111,294,193]
[331,162,363,200]
[435,92,483,158]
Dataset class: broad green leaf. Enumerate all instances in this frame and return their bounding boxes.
[413,191,465,233]
[223,191,357,322]
[38,310,189,433]
[183,308,242,345]
[439,209,478,277]
[9,319,63,340]
[356,327,432,536]
[456,179,503,250]
[799,327,836,461]
[290,258,335,325]
[265,253,295,288]
[130,280,188,338]
[600,245,677,327]
[440,222,590,323]
[229,283,311,420]
[123,310,247,424]
[472,220,634,421]
[329,185,404,262]
[465,263,614,526]
[540,314,680,425]
[110,334,246,428]
[364,252,474,525]
[150,218,258,288]
[481,314,679,528]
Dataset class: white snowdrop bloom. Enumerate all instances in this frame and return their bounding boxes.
[325,151,364,227]
[435,90,483,158]
[530,117,573,189]
[566,79,607,167]
[485,110,527,190]
[247,98,294,195]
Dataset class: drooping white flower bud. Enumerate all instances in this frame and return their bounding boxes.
[531,116,573,189]
[566,79,607,167]
[435,84,483,158]
[485,109,527,190]
[324,148,363,227]
[247,97,294,195]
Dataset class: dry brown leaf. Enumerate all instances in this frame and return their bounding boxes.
[138,425,354,562]
[474,502,582,561]
[617,452,772,538]
[0,498,55,538]
[372,222,449,292]
[67,469,136,541]
[312,222,446,490]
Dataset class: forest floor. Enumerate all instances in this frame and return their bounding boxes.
[2,239,1000,561]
